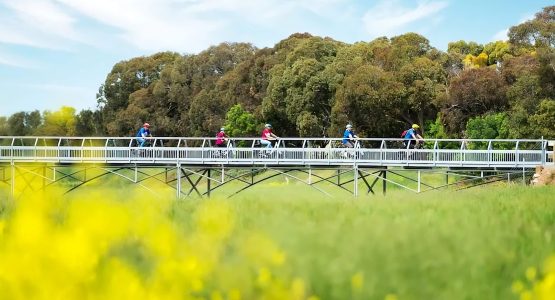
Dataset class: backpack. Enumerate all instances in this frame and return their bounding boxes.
[400,129,408,138]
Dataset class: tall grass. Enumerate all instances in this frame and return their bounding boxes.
[0,185,554,299]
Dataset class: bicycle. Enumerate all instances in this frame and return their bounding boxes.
[132,138,154,158]
[258,139,282,159]
[212,139,235,159]
[341,139,363,159]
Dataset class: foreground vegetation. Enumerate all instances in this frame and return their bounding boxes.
[0,186,554,299]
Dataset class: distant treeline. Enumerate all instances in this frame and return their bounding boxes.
[1,6,554,139]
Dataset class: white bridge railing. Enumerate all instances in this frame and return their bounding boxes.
[0,137,552,168]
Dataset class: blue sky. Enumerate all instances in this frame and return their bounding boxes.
[0,0,552,116]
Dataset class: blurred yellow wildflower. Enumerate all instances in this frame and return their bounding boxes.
[0,190,317,300]
[384,294,398,300]
[351,271,364,292]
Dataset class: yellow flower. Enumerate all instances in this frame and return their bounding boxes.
[291,278,306,300]
[271,250,286,266]
[511,280,525,294]
[351,271,364,292]
[384,294,398,300]
[210,291,224,300]
[257,267,272,286]
[228,289,242,300]
[526,267,537,282]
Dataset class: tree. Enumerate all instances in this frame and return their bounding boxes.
[529,99,555,138]
[390,33,432,69]
[262,36,342,136]
[98,52,180,135]
[75,110,102,136]
[503,74,544,138]
[0,117,8,136]
[331,65,404,137]
[441,68,508,134]
[151,43,258,136]
[398,57,447,132]
[463,53,488,69]
[501,54,539,84]
[7,112,28,136]
[35,106,77,136]
[465,113,509,140]
[223,104,258,137]
[509,6,555,49]
[447,40,484,56]
[483,41,511,65]
[25,110,42,133]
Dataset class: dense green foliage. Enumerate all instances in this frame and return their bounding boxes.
[3,6,555,139]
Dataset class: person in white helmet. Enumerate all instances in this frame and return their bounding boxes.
[342,124,358,148]
[260,123,279,148]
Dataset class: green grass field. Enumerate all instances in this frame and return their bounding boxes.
[0,185,554,299]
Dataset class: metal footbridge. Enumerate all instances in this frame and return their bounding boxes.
[1,136,553,198]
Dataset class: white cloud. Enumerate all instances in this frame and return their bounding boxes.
[0,50,36,68]
[493,29,508,41]
[0,0,356,53]
[362,0,448,38]
[53,0,332,52]
[0,0,85,49]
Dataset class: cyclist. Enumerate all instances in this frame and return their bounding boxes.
[215,127,229,147]
[136,123,152,147]
[342,124,358,148]
[260,124,279,148]
[403,124,424,149]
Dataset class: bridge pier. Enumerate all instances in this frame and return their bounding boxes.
[417,171,421,193]
[207,169,211,198]
[176,164,181,198]
[382,171,387,195]
[11,163,15,198]
[353,165,358,197]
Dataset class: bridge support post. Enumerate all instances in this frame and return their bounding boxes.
[382,170,387,196]
[353,165,358,197]
[176,164,181,199]
[42,166,46,190]
[221,167,225,184]
[10,163,15,198]
[207,169,211,198]
[417,170,421,193]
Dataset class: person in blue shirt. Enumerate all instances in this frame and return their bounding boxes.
[403,124,423,148]
[136,123,152,147]
[342,124,358,148]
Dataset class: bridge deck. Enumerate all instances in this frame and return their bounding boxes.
[0,137,552,168]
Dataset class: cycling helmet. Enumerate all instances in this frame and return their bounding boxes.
[220,127,225,131]
[346,124,353,129]
[265,123,272,128]
[412,124,419,129]
[143,123,150,128]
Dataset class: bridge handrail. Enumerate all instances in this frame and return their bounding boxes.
[0,136,548,143]
[1,136,551,167]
